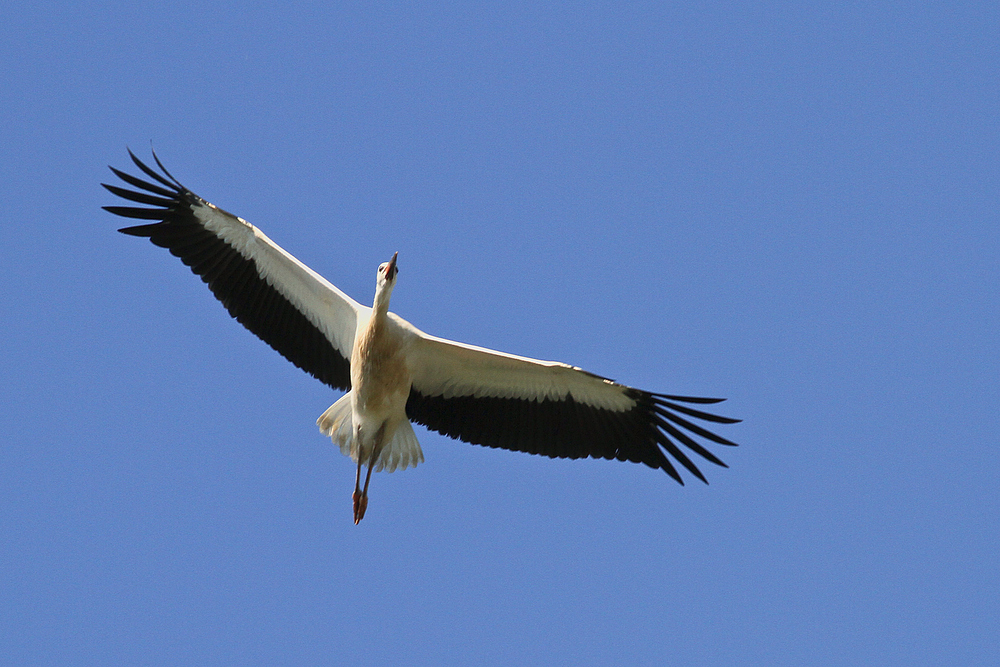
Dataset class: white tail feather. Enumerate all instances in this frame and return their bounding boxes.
[375,419,424,473]
[316,394,424,473]
[317,393,354,454]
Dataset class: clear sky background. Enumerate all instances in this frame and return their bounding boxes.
[2,2,997,665]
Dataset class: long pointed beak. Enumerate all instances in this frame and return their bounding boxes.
[386,252,398,278]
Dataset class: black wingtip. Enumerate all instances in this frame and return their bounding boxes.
[662,460,684,485]
[150,148,183,188]
[117,225,156,236]
[654,399,742,425]
[124,146,183,190]
[653,393,728,405]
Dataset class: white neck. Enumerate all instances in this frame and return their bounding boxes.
[372,282,393,315]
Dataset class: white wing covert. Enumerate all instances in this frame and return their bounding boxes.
[404,330,739,484]
[103,150,364,391]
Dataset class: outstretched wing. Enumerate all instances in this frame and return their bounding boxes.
[403,329,739,484]
[104,150,366,391]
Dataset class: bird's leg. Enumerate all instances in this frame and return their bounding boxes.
[354,444,379,524]
[354,423,386,524]
[352,453,364,523]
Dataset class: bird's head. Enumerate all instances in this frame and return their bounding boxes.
[375,251,399,296]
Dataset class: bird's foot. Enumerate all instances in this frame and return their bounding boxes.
[353,490,368,524]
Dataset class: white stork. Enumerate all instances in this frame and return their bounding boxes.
[104,150,740,523]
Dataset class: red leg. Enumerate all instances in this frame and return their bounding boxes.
[355,445,379,524]
[352,453,364,524]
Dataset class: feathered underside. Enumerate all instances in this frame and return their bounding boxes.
[401,332,740,484]
[102,150,354,391]
[406,384,739,485]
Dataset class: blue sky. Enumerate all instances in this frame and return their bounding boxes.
[2,1,997,664]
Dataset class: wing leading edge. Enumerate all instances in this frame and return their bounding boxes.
[404,328,739,484]
[103,150,362,391]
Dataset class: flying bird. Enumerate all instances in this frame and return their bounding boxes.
[103,150,740,523]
